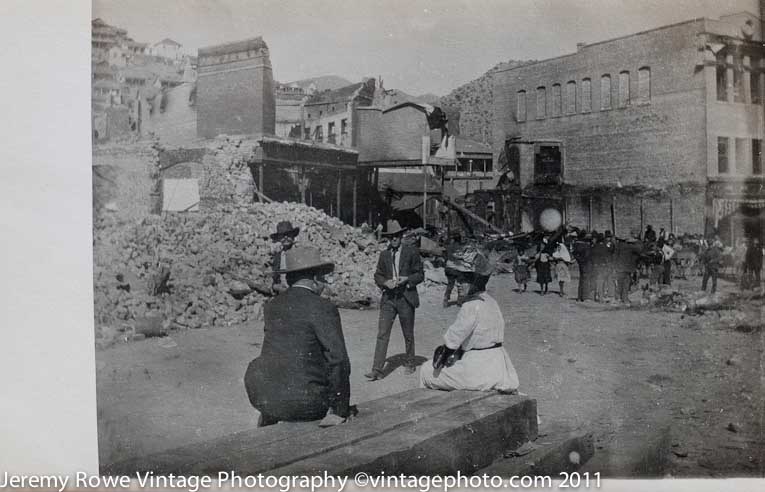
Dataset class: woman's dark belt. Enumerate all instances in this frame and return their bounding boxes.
[470,342,503,351]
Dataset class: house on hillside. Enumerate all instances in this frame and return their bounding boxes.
[152,38,183,61]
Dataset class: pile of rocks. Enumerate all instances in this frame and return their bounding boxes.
[93,202,383,345]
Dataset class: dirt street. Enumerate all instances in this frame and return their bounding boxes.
[96,274,764,477]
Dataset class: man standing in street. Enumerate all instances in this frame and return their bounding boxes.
[613,230,643,304]
[701,237,723,294]
[270,221,300,294]
[366,220,424,381]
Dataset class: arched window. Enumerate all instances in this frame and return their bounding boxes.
[638,67,651,102]
[536,87,546,119]
[565,81,576,114]
[551,84,561,116]
[581,78,592,112]
[517,90,527,122]
[618,71,630,107]
[601,75,611,110]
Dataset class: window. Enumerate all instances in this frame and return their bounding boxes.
[718,137,729,174]
[314,125,323,143]
[736,138,747,173]
[601,75,611,109]
[565,81,576,114]
[618,71,630,107]
[340,118,348,135]
[753,139,762,175]
[733,63,744,103]
[716,53,727,102]
[638,67,651,102]
[581,78,591,112]
[327,121,336,144]
[304,126,310,140]
[536,87,546,119]
[751,57,762,104]
[551,84,561,116]
[516,90,526,122]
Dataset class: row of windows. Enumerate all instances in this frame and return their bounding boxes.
[715,53,763,104]
[718,137,763,175]
[517,67,651,121]
[304,118,349,145]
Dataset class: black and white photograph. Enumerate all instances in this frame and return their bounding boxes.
[9,0,765,486]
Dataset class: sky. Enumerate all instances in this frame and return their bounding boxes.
[94,0,760,96]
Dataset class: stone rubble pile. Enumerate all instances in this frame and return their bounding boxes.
[94,202,384,346]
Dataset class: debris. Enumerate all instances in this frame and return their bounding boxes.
[158,337,178,349]
[672,449,689,458]
[504,441,537,458]
[93,202,385,341]
[726,422,740,433]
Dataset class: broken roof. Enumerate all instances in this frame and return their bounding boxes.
[304,81,371,106]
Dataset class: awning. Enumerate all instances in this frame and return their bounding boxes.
[713,198,765,226]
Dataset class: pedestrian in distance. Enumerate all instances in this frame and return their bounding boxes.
[269,220,300,295]
[513,247,530,293]
[534,240,552,295]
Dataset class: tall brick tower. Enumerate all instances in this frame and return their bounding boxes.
[196,37,276,138]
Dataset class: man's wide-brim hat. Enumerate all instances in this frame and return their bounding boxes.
[382,220,407,236]
[270,221,300,240]
[273,246,334,275]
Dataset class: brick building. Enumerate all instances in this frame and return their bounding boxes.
[302,79,375,147]
[196,37,276,138]
[493,11,764,242]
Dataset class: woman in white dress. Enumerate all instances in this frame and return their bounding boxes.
[419,254,519,393]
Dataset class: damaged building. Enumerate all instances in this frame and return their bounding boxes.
[493,11,764,241]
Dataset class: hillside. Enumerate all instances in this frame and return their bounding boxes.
[285,75,353,92]
[438,60,531,146]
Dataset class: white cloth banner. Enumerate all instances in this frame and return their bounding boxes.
[713,198,765,226]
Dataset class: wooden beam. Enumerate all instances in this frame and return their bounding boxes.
[352,174,357,227]
[336,171,342,220]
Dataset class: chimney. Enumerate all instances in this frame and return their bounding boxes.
[576,42,587,51]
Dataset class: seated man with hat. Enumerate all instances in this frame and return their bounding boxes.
[244,247,352,427]
[270,221,300,295]
[365,220,424,381]
[420,253,519,392]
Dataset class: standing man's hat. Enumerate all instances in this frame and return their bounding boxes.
[382,220,407,236]
[272,247,334,275]
[270,221,300,240]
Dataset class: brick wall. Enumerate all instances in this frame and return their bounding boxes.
[92,142,160,219]
[494,20,709,189]
[564,189,706,235]
[197,43,275,138]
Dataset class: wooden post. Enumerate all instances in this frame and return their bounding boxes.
[352,174,357,227]
[588,196,593,230]
[611,195,616,236]
[258,164,264,201]
[639,196,644,238]
[670,196,674,234]
[336,171,342,220]
[423,165,428,228]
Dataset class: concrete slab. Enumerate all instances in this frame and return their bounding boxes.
[272,394,537,476]
[104,389,497,475]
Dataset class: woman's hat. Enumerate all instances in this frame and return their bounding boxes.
[270,221,300,240]
[273,247,334,275]
[382,220,407,236]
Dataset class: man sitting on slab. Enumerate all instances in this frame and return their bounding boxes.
[420,252,519,393]
[244,247,352,427]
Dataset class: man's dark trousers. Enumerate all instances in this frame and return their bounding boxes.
[372,293,415,373]
[702,267,718,293]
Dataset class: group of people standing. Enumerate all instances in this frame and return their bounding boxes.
[244,219,519,428]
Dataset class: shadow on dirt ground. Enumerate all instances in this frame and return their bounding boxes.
[96,274,765,477]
